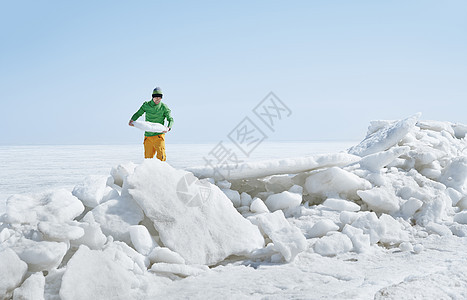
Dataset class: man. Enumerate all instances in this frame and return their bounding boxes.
[129,87,174,161]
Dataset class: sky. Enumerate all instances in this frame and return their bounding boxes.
[1,0,466,145]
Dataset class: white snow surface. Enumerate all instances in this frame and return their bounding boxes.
[0,248,28,299]
[1,114,467,299]
[249,210,307,262]
[126,160,264,265]
[348,113,420,157]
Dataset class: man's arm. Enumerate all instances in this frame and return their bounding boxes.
[165,105,174,129]
[129,103,146,126]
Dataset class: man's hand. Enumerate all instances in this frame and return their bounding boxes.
[162,127,171,134]
[129,120,134,126]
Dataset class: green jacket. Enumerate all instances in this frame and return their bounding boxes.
[131,100,174,136]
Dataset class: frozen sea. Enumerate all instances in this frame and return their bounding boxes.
[2,122,467,300]
[0,141,355,213]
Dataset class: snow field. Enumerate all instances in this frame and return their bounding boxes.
[1,113,467,298]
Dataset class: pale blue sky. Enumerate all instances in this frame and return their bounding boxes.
[1,0,466,145]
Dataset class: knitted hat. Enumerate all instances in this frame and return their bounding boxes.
[152,87,163,98]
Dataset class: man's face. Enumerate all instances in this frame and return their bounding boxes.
[153,96,162,104]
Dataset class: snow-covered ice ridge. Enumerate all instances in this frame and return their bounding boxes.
[2,113,467,299]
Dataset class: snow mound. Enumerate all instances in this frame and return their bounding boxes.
[72,175,117,208]
[307,219,340,238]
[90,196,144,245]
[1,114,467,298]
[313,232,353,256]
[13,271,45,300]
[126,160,264,265]
[305,166,371,199]
[322,198,361,212]
[348,113,420,157]
[60,245,138,299]
[265,189,302,212]
[0,248,28,299]
[250,210,306,262]
[4,189,84,225]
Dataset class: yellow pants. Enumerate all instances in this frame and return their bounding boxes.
[144,134,166,161]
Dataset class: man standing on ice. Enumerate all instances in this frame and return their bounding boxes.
[129,87,174,161]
